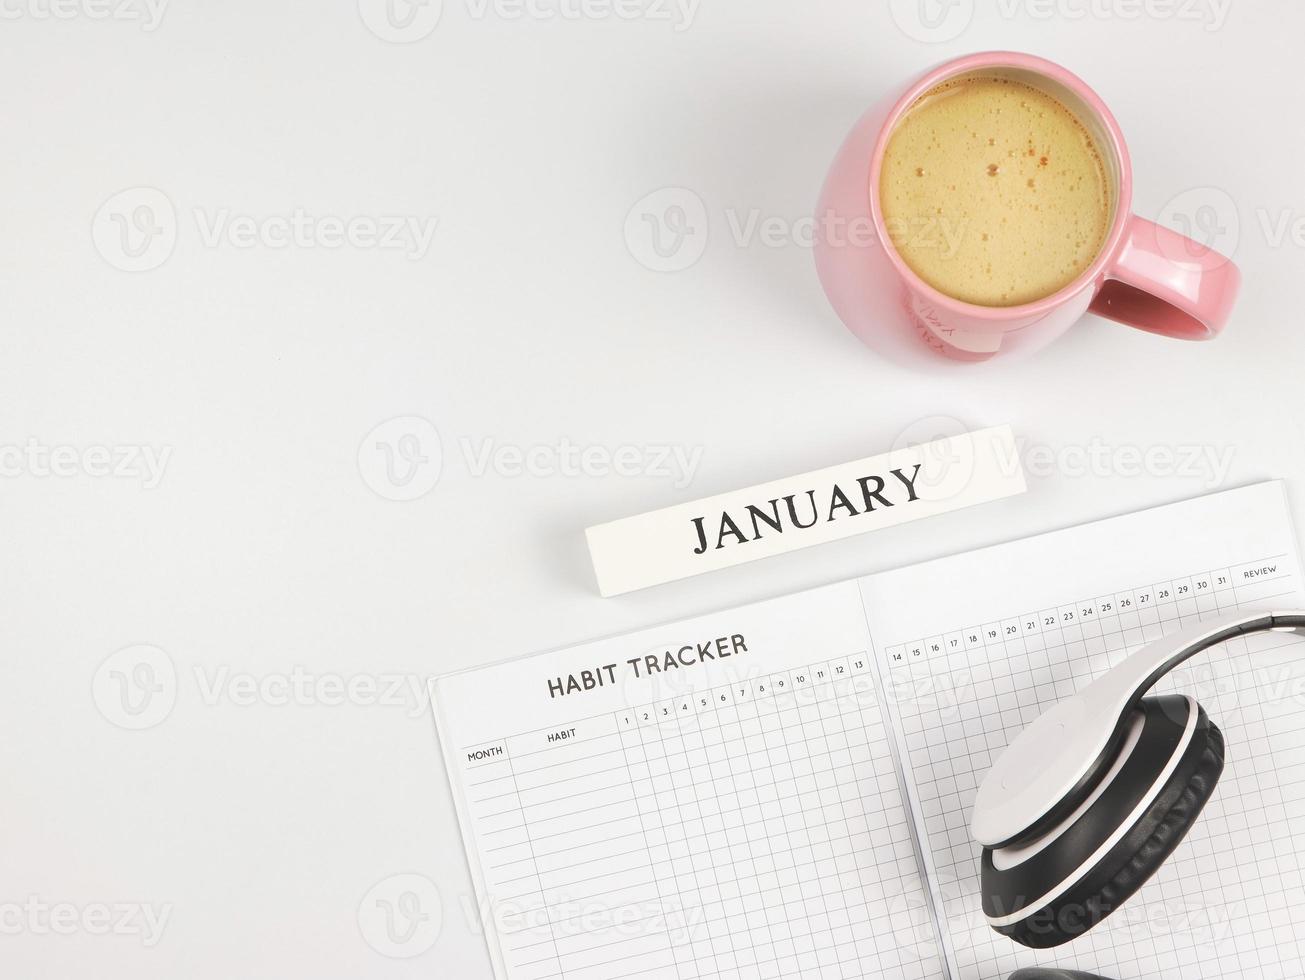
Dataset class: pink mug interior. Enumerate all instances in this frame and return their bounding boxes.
[868,51,1134,330]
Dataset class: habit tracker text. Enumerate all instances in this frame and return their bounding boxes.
[546,634,749,700]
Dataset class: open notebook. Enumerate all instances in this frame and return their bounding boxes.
[433,482,1305,980]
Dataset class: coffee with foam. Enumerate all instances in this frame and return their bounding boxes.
[879,73,1114,308]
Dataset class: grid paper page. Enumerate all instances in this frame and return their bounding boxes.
[434,582,944,980]
[860,482,1305,980]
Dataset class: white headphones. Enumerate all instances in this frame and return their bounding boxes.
[971,609,1305,948]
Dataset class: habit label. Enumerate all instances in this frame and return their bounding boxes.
[546,635,749,700]
[585,426,1025,596]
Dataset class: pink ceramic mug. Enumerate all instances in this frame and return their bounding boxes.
[814,51,1240,363]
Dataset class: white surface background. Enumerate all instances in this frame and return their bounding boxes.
[2,1,1302,977]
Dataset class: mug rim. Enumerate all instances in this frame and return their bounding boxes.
[868,50,1135,324]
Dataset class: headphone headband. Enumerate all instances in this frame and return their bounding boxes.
[971,609,1305,848]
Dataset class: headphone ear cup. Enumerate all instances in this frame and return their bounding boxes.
[983,695,1224,948]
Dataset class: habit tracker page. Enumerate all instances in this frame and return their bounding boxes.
[432,581,945,980]
[859,481,1305,980]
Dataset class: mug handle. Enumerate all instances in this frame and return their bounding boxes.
[1088,215,1240,340]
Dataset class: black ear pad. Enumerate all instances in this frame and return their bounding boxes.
[982,695,1224,948]
[1009,970,1117,980]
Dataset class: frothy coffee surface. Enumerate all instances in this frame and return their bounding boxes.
[879,74,1113,307]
